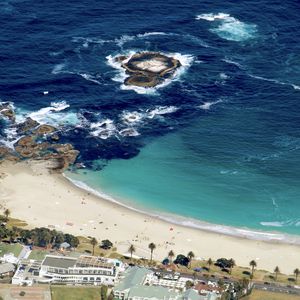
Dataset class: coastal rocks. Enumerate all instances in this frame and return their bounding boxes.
[0,106,79,171]
[116,52,181,88]
[17,117,39,134]
[0,103,15,122]
[0,147,9,159]
[33,124,57,136]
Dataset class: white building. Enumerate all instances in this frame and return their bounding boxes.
[114,267,218,300]
[144,272,190,290]
[12,254,125,286]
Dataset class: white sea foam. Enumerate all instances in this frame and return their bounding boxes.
[137,32,168,38]
[198,99,223,110]
[147,106,179,118]
[106,51,193,95]
[114,35,136,48]
[222,58,244,69]
[260,219,300,228]
[120,111,144,124]
[63,174,300,245]
[220,170,238,175]
[119,128,140,137]
[219,72,229,80]
[90,119,117,139]
[248,74,300,91]
[72,37,110,48]
[25,101,80,127]
[196,13,257,42]
[260,221,284,227]
[196,12,231,21]
[2,127,19,149]
[115,32,171,48]
[52,63,66,74]
[78,73,102,85]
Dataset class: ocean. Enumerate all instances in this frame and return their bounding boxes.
[1,0,300,239]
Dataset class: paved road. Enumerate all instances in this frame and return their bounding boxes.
[17,245,31,260]
[152,267,300,296]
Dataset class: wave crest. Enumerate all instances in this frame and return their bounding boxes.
[196,12,257,42]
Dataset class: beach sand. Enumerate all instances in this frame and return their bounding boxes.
[0,160,299,274]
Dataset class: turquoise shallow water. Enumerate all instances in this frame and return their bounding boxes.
[68,109,300,238]
[1,0,299,240]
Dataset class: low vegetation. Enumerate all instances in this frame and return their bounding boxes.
[0,243,22,257]
[245,289,300,300]
[51,286,102,300]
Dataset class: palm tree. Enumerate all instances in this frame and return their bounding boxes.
[294,268,300,283]
[148,243,156,262]
[187,251,195,269]
[8,226,19,243]
[207,258,213,272]
[168,250,175,263]
[90,237,98,256]
[128,244,136,259]
[4,209,10,221]
[229,258,236,274]
[274,266,280,281]
[249,260,257,277]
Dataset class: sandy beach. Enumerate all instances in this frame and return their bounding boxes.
[0,160,299,274]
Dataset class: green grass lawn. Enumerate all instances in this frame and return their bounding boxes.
[28,249,49,260]
[0,243,22,257]
[245,289,300,300]
[51,286,102,300]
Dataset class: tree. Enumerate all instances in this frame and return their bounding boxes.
[148,243,156,262]
[128,244,136,259]
[228,258,236,274]
[168,250,175,263]
[100,239,113,250]
[64,234,79,248]
[4,209,10,221]
[90,237,98,256]
[187,251,195,268]
[0,227,8,242]
[207,258,213,272]
[174,254,189,267]
[274,266,280,281]
[294,268,300,283]
[249,260,257,277]
[101,285,108,300]
[54,232,65,246]
[8,228,18,242]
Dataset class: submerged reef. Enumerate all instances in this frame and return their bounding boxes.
[0,103,79,171]
[116,52,181,88]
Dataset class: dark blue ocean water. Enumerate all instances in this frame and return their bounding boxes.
[1,0,300,238]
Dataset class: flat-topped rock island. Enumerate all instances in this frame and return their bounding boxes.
[115,52,181,88]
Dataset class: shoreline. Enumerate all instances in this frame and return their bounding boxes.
[1,160,300,274]
[66,173,300,246]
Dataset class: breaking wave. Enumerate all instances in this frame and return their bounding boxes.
[198,99,223,110]
[64,174,300,245]
[196,13,257,42]
[248,74,300,91]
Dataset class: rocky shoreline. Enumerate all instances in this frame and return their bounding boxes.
[115,52,181,88]
[0,103,79,171]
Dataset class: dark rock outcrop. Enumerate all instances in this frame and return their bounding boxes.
[116,52,181,88]
[0,107,79,171]
[0,103,15,122]
[33,124,57,136]
[17,117,39,134]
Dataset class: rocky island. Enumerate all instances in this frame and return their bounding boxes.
[0,103,79,171]
[115,52,181,88]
